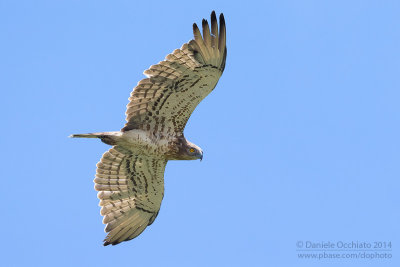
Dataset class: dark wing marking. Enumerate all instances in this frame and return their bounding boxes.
[95,146,167,246]
[122,11,226,134]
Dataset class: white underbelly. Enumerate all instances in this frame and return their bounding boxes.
[120,129,170,156]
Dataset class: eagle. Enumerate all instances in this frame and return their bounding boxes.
[70,11,226,246]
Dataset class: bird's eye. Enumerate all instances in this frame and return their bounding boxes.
[189,148,195,153]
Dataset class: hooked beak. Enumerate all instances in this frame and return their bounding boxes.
[200,151,203,161]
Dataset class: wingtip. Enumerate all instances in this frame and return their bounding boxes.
[211,11,217,24]
[104,240,120,246]
[103,238,113,246]
[219,13,225,26]
[192,22,203,43]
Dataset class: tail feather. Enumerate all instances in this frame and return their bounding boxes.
[69,133,103,138]
[69,132,121,145]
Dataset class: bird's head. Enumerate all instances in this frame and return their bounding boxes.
[178,140,203,161]
[166,138,203,161]
[186,142,203,161]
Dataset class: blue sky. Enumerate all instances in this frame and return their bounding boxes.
[1,0,399,266]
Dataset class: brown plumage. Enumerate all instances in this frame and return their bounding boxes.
[70,11,227,246]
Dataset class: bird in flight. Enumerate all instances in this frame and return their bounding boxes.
[70,11,226,246]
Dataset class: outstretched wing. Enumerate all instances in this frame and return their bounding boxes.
[122,11,227,134]
[95,146,167,246]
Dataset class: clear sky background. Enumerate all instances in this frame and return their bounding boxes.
[1,1,399,266]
